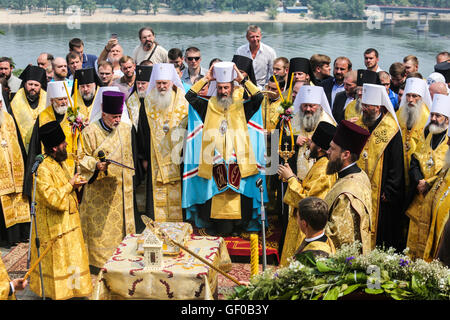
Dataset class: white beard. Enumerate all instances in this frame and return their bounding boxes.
[400,99,422,129]
[52,102,68,115]
[299,107,322,132]
[149,88,172,110]
[428,122,448,135]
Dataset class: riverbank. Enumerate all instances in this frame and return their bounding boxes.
[1,7,449,25]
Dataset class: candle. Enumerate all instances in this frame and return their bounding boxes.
[73,79,78,111]
[272,75,285,103]
[250,233,259,277]
[63,81,74,110]
[287,74,294,103]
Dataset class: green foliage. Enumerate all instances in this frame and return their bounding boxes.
[230,242,450,300]
[128,0,143,14]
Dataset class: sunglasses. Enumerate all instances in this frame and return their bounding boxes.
[187,56,201,61]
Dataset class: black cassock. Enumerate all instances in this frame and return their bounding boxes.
[367,114,406,251]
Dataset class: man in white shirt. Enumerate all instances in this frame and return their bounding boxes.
[132,27,169,65]
[235,25,276,88]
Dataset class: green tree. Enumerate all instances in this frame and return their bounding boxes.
[111,0,128,13]
[128,0,143,14]
[81,0,96,15]
[151,0,159,14]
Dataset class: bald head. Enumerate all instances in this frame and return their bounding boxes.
[429,82,449,99]
[52,57,68,81]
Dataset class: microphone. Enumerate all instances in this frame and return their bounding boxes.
[98,150,108,176]
[31,154,44,174]
[256,178,263,189]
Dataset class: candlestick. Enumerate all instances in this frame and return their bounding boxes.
[250,233,259,277]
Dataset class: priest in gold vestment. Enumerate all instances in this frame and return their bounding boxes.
[423,137,450,262]
[396,77,431,190]
[31,121,92,300]
[8,65,47,154]
[0,87,30,248]
[136,63,188,231]
[126,65,152,130]
[71,68,101,122]
[324,120,372,253]
[277,121,337,266]
[275,85,336,254]
[355,83,406,251]
[23,81,74,200]
[78,90,137,270]
[406,94,450,260]
[344,69,380,123]
[183,62,267,236]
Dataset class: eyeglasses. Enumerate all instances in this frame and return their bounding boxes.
[186,56,201,61]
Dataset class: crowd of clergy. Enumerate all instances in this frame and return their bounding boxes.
[1,24,450,300]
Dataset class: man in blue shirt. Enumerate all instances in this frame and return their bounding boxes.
[379,71,399,111]
[68,38,97,75]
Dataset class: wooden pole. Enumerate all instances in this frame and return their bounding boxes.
[140,215,244,286]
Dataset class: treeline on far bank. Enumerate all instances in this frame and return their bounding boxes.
[0,0,448,19]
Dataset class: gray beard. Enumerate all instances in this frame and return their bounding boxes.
[299,108,322,132]
[401,99,422,130]
[150,88,172,110]
[217,95,233,110]
[137,90,146,99]
[428,122,448,135]
[82,92,95,101]
[354,98,362,114]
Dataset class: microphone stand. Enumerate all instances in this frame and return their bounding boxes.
[27,169,46,300]
[257,180,267,271]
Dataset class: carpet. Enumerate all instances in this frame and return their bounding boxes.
[217,263,276,300]
[193,214,282,265]
[2,242,28,278]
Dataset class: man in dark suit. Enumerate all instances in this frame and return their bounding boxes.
[332,70,357,123]
[320,57,352,107]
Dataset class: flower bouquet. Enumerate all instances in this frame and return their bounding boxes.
[229,242,450,300]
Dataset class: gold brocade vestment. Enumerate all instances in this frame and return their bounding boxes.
[396,103,430,188]
[197,82,260,220]
[78,120,135,268]
[10,87,47,152]
[126,91,145,130]
[344,99,360,121]
[356,113,399,248]
[423,168,450,261]
[279,156,336,266]
[290,111,336,180]
[30,157,92,300]
[324,169,373,253]
[406,133,448,260]
[1,256,14,300]
[0,111,30,228]
[71,87,98,122]
[261,96,281,132]
[144,87,188,222]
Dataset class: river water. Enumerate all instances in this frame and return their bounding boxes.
[0,20,449,76]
